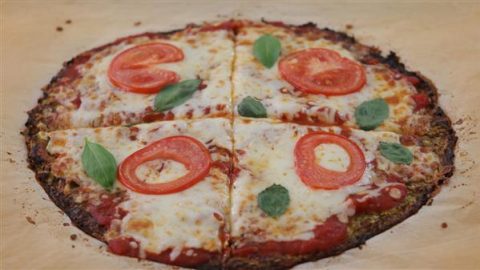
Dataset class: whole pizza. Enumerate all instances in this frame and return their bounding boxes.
[24,20,456,269]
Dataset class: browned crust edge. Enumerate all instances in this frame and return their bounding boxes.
[24,136,108,240]
[23,20,456,270]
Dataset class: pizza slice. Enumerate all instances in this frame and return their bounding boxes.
[228,118,450,269]
[27,118,232,268]
[27,25,234,133]
[233,21,437,134]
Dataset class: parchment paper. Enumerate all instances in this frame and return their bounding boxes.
[1,1,479,269]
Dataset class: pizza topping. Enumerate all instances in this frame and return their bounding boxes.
[399,134,417,146]
[257,184,290,217]
[153,79,202,112]
[232,216,347,256]
[379,142,413,165]
[349,183,407,214]
[118,136,211,195]
[237,96,267,118]
[294,132,366,189]
[278,48,366,95]
[108,237,140,257]
[109,236,216,267]
[87,196,125,226]
[108,43,184,94]
[411,93,429,111]
[406,75,421,86]
[200,20,244,32]
[355,98,389,130]
[81,138,117,190]
[314,143,350,172]
[311,215,348,249]
[253,34,282,68]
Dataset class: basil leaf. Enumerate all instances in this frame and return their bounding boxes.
[81,138,117,190]
[154,79,201,112]
[355,98,389,130]
[237,96,267,118]
[379,142,413,165]
[257,184,290,218]
[253,34,281,68]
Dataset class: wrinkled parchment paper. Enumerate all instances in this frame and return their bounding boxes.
[2,1,479,269]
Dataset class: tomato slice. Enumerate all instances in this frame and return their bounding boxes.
[118,136,211,195]
[278,48,366,96]
[108,43,184,94]
[294,132,366,189]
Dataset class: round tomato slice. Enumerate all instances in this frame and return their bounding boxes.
[278,48,366,96]
[294,132,366,189]
[108,43,184,94]
[118,136,211,195]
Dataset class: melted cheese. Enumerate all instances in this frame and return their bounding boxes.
[136,159,188,184]
[231,119,440,244]
[45,118,232,258]
[315,143,350,172]
[233,25,417,132]
[51,29,234,129]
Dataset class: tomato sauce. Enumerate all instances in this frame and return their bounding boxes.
[200,20,244,32]
[411,93,430,112]
[87,196,126,227]
[143,111,175,122]
[350,183,407,214]
[232,216,347,256]
[108,237,217,267]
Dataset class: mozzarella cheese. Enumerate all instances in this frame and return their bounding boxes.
[233,24,417,133]
[50,29,234,129]
[45,118,232,258]
[315,143,350,172]
[231,118,440,244]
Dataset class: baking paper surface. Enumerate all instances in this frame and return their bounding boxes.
[1,1,479,269]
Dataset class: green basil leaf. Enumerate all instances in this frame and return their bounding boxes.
[154,79,201,112]
[379,142,413,165]
[81,138,117,190]
[253,34,281,68]
[355,98,389,130]
[257,184,290,218]
[237,96,267,118]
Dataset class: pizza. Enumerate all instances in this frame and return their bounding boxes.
[26,26,234,131]
[228,119,445,268]
[34,119,231,268]
[24,20,456,269]
[233,23,431,133]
